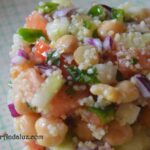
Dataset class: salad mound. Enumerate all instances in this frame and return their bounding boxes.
[8,0,150,150]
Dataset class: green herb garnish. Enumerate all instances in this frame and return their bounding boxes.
[46,51,60,65]
[130,57,138,65]
[112,8,125,22]
[66,66,100,84]
[88,5,106,20]
[88,105,116,124]
[36,2,59,14]
[83,20,93,29]
[17,28,45,43]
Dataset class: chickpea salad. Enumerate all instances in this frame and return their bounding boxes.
[8,0,150,150]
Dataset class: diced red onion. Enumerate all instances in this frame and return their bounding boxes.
[8,103,20,117]
[53,7,76,18]
[103,36,113,50]
[134,74,150,98]
[84,38,102,51]
[35,64,51,70]
[11,49,29,65]
[35,64,51,73]
[11,55,26,65]
[35,64,57,76]
[18,49,29,59]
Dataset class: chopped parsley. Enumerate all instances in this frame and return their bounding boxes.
[46,51,60,65]
[130,57,138,65]
[66,66,100,84]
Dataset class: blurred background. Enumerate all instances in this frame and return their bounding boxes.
[0,0,149,149]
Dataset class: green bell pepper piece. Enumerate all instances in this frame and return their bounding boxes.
[112,8,125,22]
[88,105,115,124]
[88,5,106,20]
[17,28,45,43]
[36,2,59,14]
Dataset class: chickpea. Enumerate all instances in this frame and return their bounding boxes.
[138,106,150,128]
[14,99,34,115]
[35,117,68,147]
[91,81,139,104]
[105,121,133,146]
[55,35,78,54]
[73,45,99,69]
[74,120,94,141]
[117,81,139,103]
[90,84,122,104]
[14,114,39,136]
[98,20,125,38]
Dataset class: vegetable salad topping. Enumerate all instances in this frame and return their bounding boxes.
[9,0,150,150]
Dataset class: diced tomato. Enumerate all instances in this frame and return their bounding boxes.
[46,85,90,117]
[118,51,150,78]
[60,54,77,79]
[24,140,45,150]
[34,40,51,63]
[23,45,31,54]
[116,50,137,79]
[138,53,150,70]
[60,54,70,78]
[118,61,137,79]
[26,12,48,35]
[88,112,101,126]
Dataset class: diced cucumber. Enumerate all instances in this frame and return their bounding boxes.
[30,71,64,113]
[143,33,150,44]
